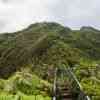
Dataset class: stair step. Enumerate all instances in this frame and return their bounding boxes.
[56,83,73,100]
[58,87,71,91]
[58,86,70,89]
[61,93,72,96]
[60,94,72,98]
[60,92,72,95]
[60,88,71,91]
[61,98,73,100]
[61,90,71,92]
[62,99,73,100]
[58,84,71,86]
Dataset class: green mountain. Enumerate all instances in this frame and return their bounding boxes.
[0,22,100,100]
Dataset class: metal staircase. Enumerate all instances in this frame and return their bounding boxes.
[57,83,74,100]
[52,67,91,100]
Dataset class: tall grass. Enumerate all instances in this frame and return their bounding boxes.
[0,95,51,100]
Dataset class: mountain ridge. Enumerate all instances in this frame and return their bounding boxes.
[0,22,100,78]
[0,22,100,99]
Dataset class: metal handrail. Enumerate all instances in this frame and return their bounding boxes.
[64,67,90,100]
[52,67,91,100]
[53,68,57,100]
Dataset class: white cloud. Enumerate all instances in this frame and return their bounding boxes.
[0,0,100,33]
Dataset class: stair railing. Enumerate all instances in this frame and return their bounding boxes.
[52,67,91,100]
[63,67,91,100]
[53,68,57,100]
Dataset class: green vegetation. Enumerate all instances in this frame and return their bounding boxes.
[0,22,100,99]
[0,95,51,100]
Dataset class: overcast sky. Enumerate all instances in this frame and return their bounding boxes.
[0,0,100,33]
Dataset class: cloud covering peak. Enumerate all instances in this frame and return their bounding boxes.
[0,0,100,33]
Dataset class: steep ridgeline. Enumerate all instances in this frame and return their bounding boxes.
[0,22,100,79]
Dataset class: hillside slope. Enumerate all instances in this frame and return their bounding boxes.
[0,22,100,99]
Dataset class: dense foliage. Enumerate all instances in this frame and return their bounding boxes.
[0,22,100,100]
